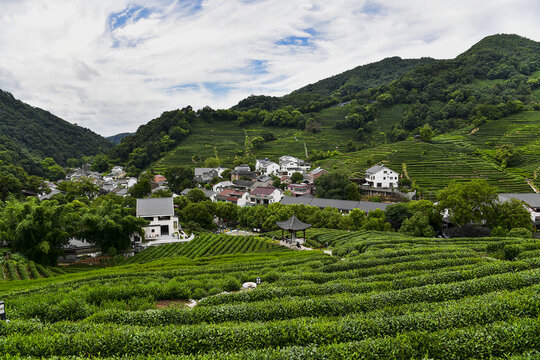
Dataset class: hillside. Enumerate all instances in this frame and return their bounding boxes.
[0,90,113,166]
[317,110,540,197]
[233,56,435,111]
[1,231,540,358]
[112,33,540,194]
[107,132,134,145]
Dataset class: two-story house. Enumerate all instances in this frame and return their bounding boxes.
[136,197,180,239]
[194,167,227,183]
[364,165,399,188]
[286,183,313,197]
[248,187,283,205]
[279,156,310,176]
[215,189,250,207]
[255,159,280,176]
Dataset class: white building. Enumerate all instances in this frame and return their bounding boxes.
[278,156,310,176]
[255,159,280,176]
[364,165,399,188]
[248,187,283,205]
[136,197,180,239]
[194,167,227,183]
[213,180,234,193]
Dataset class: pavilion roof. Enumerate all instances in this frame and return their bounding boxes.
[276,215,312,231]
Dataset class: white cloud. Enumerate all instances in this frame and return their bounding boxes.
[0,0,538,136]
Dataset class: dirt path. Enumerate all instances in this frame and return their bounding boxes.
[402,163,411,180]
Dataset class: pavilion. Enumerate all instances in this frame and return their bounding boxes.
[276,215,312,244]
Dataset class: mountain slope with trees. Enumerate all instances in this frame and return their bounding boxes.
[0,90,113,166]
[110,34,540,188]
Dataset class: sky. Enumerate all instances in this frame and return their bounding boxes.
[0,0,539,136]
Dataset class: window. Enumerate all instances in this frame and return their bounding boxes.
[158,216,170,220]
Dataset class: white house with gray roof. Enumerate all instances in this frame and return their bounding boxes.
[364,165,399,188]
[136,197,180,239]
[255,159,280,176]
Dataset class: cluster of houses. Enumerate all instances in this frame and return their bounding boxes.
[39,165,166,200]
[186,156,330,207]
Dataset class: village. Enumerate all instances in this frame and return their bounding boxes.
[35,154,540,263]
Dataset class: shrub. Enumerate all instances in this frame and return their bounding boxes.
[508,228,532,239]
[445,225,491,238]
[503,244,521,261]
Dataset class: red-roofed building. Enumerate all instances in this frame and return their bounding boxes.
[216,189,249,206]
[248,187,282,206]
[154,174,167,184]
[286,183,313,197]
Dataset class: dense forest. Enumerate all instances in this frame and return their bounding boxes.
[0,90,113,166]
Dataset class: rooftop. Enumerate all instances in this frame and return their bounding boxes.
[280,196,390,212]
[276,215,312,231]
[136,197,175,217]
[499,193,540,208]
[251,187,277,196]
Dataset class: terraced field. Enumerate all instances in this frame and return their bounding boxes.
[155,106,353,170]
[318,136,531,198]
[0,251,79,281]
[125,233,288,264]
[0,231,539,358]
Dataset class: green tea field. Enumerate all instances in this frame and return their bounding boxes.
[1,231,540,359]
[155,106,353,170]
[318,111,540,198]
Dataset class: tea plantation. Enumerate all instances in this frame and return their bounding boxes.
[318,111,540,198]
[1,231,540,359]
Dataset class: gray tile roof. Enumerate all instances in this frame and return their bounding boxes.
[136,197,174,217]
[276,215,312,231]
[280,196,390,212]
[180,188,215,198]
[365,165,388,174]
[499,193,540,208]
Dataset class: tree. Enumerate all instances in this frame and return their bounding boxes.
[494,198,532,231]
[91,154,111,173]
[214,202,239,226]
[291,172,304,184]
[399,212,435,237]
[204,157,221,168]
[180,203,215,229]
[164,166,194,193]
[78,200,147,252]
[385,203,413,229]
[494,144,522,167]
[363,209,392,231]
[186,188,208,203]
[418,124,434,142]
[436,180,498,227]
[0,198,73,265]
[41,157,65,181]
[314,172,353,200]
[251,136,265,149]
[128,177,152,198]
[57,178,100,202]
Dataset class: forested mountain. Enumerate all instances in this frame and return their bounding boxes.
[112,33,539,177]
[233,56,434,111]
[107,132,135,145]
[0,90,113,165]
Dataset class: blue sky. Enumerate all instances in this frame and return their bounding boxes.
[0,0,539,136]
